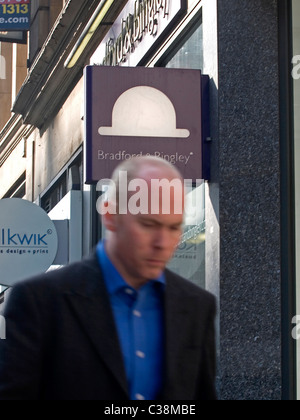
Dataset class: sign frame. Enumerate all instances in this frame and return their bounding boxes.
[84,66,210,183]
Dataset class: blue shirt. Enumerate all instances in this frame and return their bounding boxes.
[96,241,165,401]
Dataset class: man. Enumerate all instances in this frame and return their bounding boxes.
[0,156,217,400]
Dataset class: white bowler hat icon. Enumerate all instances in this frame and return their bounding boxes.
[98,86,190,139]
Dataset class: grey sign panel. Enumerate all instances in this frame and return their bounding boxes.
[85,66,208,183]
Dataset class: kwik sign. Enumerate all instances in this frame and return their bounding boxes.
[1,229,49,247]
[0,199,58,287]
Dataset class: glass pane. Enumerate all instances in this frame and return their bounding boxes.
[167,182,205,288]
[162,19,205,287]
[165,20,203,70]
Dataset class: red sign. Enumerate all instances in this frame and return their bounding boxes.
[84,66,210,183]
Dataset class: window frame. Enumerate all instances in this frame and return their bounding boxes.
[147,2,203,68]
[279,0,297,401]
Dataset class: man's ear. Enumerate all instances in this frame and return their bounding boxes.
[97,194,118,232]
[102,208,118,232]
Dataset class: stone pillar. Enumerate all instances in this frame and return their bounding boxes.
[218,0,282,400]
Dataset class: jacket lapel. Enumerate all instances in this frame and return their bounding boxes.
[163,271,198,399]
[63,254,129,397]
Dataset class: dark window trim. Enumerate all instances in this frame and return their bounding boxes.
[279,0,297,401]
[40,147,82,198]
[2,172,26,199]
[40,146,83,212]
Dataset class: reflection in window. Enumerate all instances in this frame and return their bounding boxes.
[167,183,205,288]
[164,19,203,70]
[160,16,205,287]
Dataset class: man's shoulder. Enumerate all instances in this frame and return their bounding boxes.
[165,269,216,308]
[9,252,101,296]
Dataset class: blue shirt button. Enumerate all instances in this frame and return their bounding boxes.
[125,288,134,295]
[136,350,146,359]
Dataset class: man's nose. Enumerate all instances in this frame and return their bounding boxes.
[153,228,170,249]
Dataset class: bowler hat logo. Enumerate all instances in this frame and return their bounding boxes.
[84,66,207,183]
[98,86,190,139]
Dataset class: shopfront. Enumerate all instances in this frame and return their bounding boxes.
[1,0,294,399]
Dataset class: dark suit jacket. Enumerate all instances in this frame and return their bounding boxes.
[0,253,217,400]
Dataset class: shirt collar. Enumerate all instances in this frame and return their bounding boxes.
[96,241,165,296]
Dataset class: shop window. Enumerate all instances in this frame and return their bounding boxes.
[42,174,67,214]
[156,15,203,70]
[167,182,205,288]
[156,14,205,287]
[41,152,83,214]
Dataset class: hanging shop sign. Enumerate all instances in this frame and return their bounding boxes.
[84,66,210,183]
[0,0,31,32]
[91,0,187,67]
[0,198,58,287]
[0,30,27,43]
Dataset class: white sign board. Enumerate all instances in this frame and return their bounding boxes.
[0,199,58,287]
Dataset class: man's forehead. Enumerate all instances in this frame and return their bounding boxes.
[134,164,183,182]
[135,213,184,225]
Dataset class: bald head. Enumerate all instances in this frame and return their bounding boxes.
[99,156,185,217]
[102,156,185,288]
[111,155,183,187]
[110,156,184,215]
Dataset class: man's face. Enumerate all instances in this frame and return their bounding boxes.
[114,210,183,282]
[104,168,185,286]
